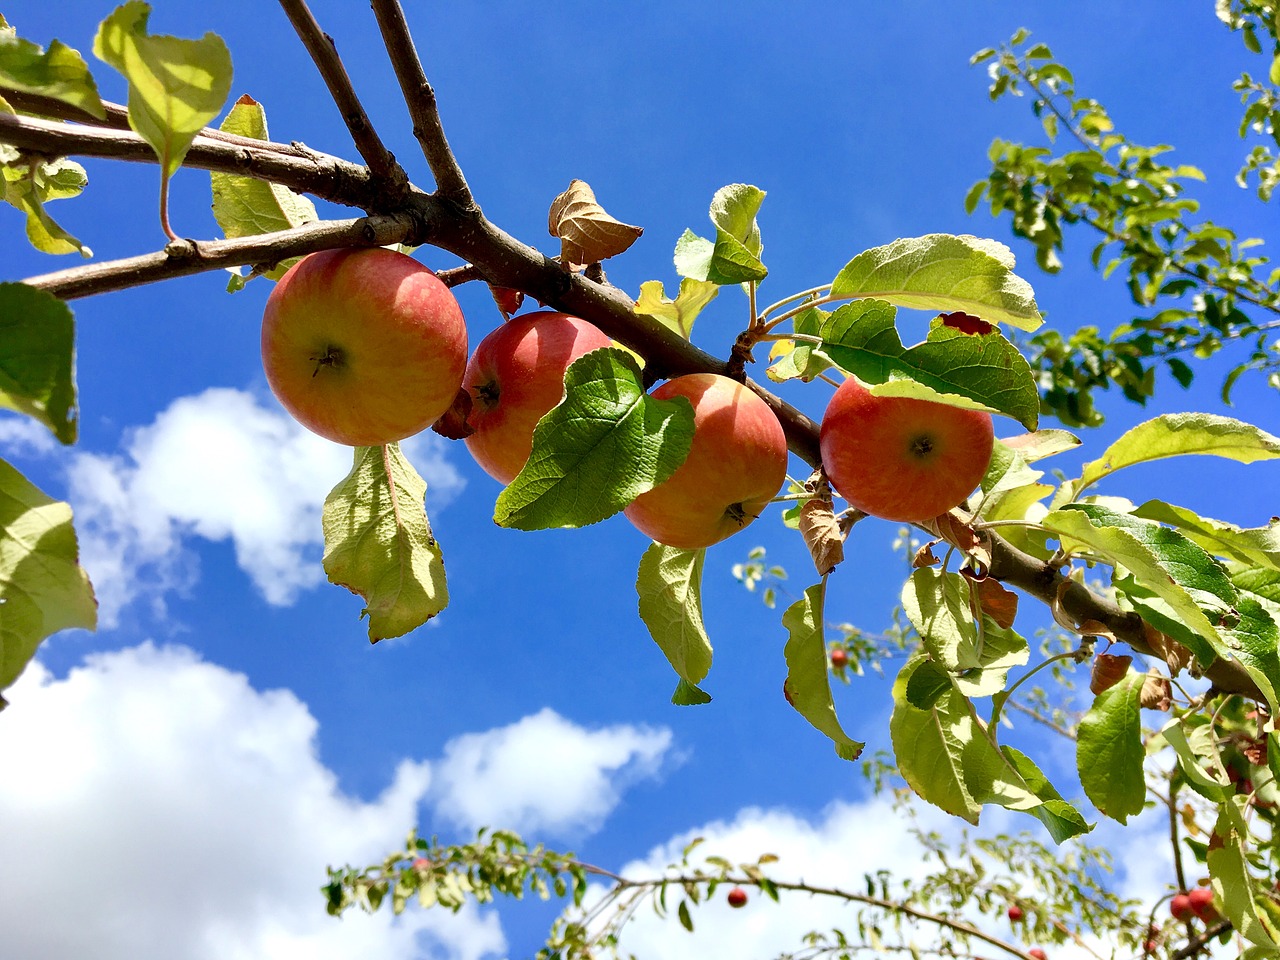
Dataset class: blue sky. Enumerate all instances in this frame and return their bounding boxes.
[2,2,1278,958]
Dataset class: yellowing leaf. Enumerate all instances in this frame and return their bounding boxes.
[322,443,447,641]
[0,17,106,118]
[548,179,642,267]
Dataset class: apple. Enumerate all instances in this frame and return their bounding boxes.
[1188,886,1217,922]
[261,247,467,446]
[830,647,850,670]
[1028,949,1047,960]
[1170,893,1194,921]
[623,374,788,549]
[463,311,612,483]
[818,377,994,522]
[727,886,748,908]
[1007,904,1024,922]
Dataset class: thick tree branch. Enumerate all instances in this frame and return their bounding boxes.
[0,112,380,210]
[369,0,474,206]
[22,215,417,300]
[276,0,406,196]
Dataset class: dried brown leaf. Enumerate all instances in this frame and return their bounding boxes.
[799,487,844,576]
[965,573,1019,629]
[932,513,992,574]
[1090,652,1133,695]
[1144,621,1193,676]
[431,387,474,440]
[548,179,643,267]
[1140,670,1172,711]
[912,542,942,569]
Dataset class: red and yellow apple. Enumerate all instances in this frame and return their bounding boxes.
[819,377,993,522]
[624,373,788,549]
[463,311,612,483]
[261,247,468,446]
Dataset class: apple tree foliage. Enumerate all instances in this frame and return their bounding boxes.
[3,3,1280,958]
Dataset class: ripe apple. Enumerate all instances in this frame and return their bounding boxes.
[830,647,850,670]
[1007,904,1024,923]
[727,886,748,908]
[463,311,612,483]
[1028,949,1047,960]
[261,247,467,446]
[623,374,788,549]
[1188,886,1217,922]
[1170,893,1194,921]
[818,377,994,522]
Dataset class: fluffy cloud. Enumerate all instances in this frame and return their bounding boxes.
[56,388,464,625]
[0,647,676,960]
[431,707,674,839]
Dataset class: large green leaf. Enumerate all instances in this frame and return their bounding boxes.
[636,544,713,705]
[211,94,316,286]
[0,16,105,118]
[1076,670,1145,823]
[829,234,1043,331]
[93,2,233,178]
[1043,503,1238,648]
[782,583,863,760]
[0,456,97,707]
[818,300,1039,429]
[1000,747,1092,844]
[1133,500,1280,572]
[0,283,78,444]
[1072,413,1280,497]
[494,348,694,530]
[322,443,447,641]
[1208,799,1280,952]
[1,154,92,257]
[673,184,767,284]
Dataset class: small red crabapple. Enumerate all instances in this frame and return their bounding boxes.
[830,647,850,670]
[727,886,748,908]
[1170,893,1194,921]
[1007,904,1024,922]
[1028,949,1047,960]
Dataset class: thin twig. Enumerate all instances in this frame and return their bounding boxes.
[369,0,474,205]
[23,214,416,300]
[276,0,406,192]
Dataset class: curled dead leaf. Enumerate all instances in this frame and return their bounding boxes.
[548,179,643,267]
[1143,621,1192,676]
[912,541,941,569]
[430,387,474,440]
[931,513,992,575]
[1140,670,1172,711]
[1090,652,1133,695]
[799,478,844,576]
[964,573,1019,629]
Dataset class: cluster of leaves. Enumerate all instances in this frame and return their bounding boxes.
[970,26,1280,426]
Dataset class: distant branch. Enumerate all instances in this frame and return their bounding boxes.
[369,0,474,206]
[23,215,416,300]
[277,0,406,196]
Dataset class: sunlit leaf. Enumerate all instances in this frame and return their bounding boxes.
[0,456,97,706]
[494,348,694,530]
[0,283,78,443]
[634,278,719,341]
[322,443,447,641]
[637,544,713,705]
[782,583,863,760]
[0,16,106,118]
[830,234,1043,331]
[1076,670,1145,822]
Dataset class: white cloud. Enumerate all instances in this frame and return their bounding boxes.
[0,413,59,456]
[62,388,464,626]
[0,643,502,960]
[431,707,674,839]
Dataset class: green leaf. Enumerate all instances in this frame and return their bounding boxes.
[1076,670,1145,822]
[93,1,233,178]
[636,544,713,705]
[829,234,1043,331]
[0,283,78,444]
[0,18,106,118]
[1208,799,1280,951]
[782,583,863,761]
[677,899,694,932]
[210,94,316,282]
[633,278,719,340]
[1000,747,1092,843]
[818,300,1039,429]
[765,305,835,384]
[1161,719,1232,803]
[1,156,93,257]
[322,443,447,641]
[1072,413,1280,497]
[1043,503,1238,650]
[903,657,952,709]
[673,185,767,284]
[1133,500,1280,571]
[0,456,97,705]
[494,348,694,530]
[902,568,981,671]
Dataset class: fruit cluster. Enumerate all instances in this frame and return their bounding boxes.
[262,248,994,546]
